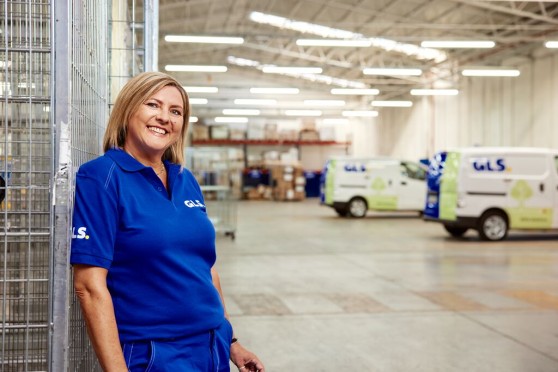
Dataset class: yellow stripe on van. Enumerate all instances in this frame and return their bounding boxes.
[325,159,336,205]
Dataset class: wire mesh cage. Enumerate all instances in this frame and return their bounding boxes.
[1,0,52,370]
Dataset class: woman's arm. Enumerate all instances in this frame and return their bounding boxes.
[211,267,265,372]
[73,264,128,372]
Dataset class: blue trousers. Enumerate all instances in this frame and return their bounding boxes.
[121,319,233,371]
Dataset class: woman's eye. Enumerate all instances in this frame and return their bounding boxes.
[171,110,182,116]
[146,102,158,108]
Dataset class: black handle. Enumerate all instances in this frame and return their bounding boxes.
[540,183,544,192]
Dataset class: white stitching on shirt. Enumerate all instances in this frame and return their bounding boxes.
[105,163,116,190]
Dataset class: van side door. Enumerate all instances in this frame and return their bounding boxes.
[397,161,427,210]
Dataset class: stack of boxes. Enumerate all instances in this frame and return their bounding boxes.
[270,164,306,201]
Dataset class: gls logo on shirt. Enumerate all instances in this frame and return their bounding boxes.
[184,199,205,208]
[72,226,90,240]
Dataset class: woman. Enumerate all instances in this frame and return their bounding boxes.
[71,71,264,372]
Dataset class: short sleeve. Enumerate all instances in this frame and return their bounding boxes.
[70,172,118,269]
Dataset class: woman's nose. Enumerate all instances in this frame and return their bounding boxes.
[156,108,170,123]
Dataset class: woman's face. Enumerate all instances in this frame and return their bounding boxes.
[124,85,185,160]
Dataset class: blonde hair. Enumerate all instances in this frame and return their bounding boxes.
[103,71,190,164]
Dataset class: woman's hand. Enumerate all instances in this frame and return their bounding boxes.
[230,342,265,372]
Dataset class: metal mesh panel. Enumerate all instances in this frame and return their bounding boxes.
[64,0,109,370]
[1,0,52,370]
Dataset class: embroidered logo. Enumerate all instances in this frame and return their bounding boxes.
[184,200,205,208]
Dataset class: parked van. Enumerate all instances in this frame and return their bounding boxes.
[320,157,427,217]
[424,147,558,241]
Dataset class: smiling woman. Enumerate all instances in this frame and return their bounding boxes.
[70,72,265,372]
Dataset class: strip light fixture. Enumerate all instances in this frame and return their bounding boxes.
[331,88,379,95]
[371,101,413,107]
[165,65,227,72]
[410,89,458,96]
[262,66,323,74]
[223,109,261,116]
[249,87,300,94]
[421,41,495,48]
[285,110,322,116]
[234,98,277,105]
[183,86,219,93]
[461,69,520,77]
[249,11,446,62]
[189,116,198,123]
[296,39,372,47]
[363,68,422,76]
[214,117,249,123]
[165,35,244,44]
[545,41,558,48]
[189,98,208,105]
[228,56,367,89]
[304,100,345,107]
[342,110,378,117]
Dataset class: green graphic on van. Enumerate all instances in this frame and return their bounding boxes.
[506,207,552,229]
[325,160,336,204]
[507,180,552,228]
[371,177,386,192]
[510,180,533,207]
[439,151,460,221]
[368,177,398,209]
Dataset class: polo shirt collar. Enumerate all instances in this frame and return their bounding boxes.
[105,148,151,172]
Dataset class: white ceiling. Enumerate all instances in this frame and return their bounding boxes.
[153,0,558,122]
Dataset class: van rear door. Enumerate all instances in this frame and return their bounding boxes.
[397,161,427,210]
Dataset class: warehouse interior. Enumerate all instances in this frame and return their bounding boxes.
[1,0,558,371]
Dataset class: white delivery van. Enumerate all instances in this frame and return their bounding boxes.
[320,157,427,217]
[424,147,558,241]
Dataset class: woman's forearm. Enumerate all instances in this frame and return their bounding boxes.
[74,266,127,372]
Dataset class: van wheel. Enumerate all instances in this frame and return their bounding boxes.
[347,197,367,218]
[443,225,468,237]
[478,211,508,241]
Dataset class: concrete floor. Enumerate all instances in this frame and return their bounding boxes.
[214,199,558,372]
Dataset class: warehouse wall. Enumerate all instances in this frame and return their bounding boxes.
[368,50,558,162]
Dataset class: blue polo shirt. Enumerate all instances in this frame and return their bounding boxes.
[70,148,224,342]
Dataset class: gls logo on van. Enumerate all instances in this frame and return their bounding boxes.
[72,227,90,240]
[344,164,367,172]
[472,158,506,172]
[184,200,205,208]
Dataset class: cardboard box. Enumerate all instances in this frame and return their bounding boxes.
[191,124,210,141]
[210,125,229,140]
[299,129,320,141]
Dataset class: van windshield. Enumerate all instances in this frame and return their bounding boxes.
[401,162,426,180]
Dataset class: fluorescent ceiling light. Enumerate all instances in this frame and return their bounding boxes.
[190,98,208,105]
[228,56,367,89]
[304,100,345,107]
[371,100,413,107]
[183,86,219,93]
[189,116,198,123]
[164,35,244,44]
[363,68,422,76]
[342,110,378,117]
[222,109,260,115]
[262,66,323,74]
[214,117,248,123]
[461,69,520,77]
[249,11,447,63]
[234,99,277,105]
[296,39,372,47]
[331,88,379,95]
[421,41,495,48]
[165,65,227,72]
[410,89,458,96]
[322,118,349,125]
[545,41,558,48]
[249,87,299,94]
[285,110,322,116]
